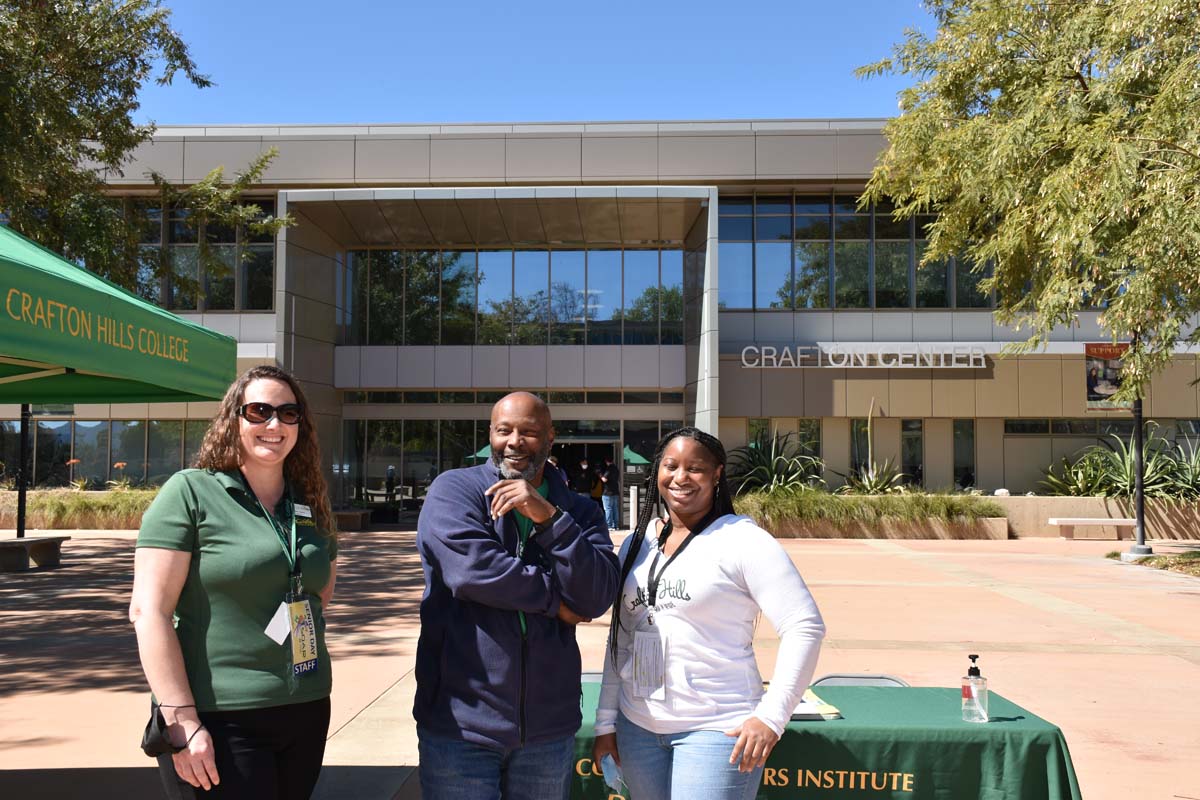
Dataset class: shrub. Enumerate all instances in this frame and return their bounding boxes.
[0,489,159,529]
[1041,430,1192,498]
[727,431,823,495]
[734,487,1005,532]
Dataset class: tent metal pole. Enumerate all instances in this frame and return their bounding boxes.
[17,403,30,539]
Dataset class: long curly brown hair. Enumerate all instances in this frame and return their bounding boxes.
[193,365,336,536]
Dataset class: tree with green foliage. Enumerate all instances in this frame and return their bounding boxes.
[860,0,1200,402]
[0,0,288,292]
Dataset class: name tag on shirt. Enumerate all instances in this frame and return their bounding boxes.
[633,630,666,700]
[294,504,312,518]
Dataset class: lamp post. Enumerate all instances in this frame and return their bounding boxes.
[1129,395,1152,556]
[16,403,30,539]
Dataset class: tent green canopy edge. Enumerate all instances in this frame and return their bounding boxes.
[0,225,237,403]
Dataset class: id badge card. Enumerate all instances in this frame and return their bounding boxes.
[632,629,666,700]
[287,593,320,678]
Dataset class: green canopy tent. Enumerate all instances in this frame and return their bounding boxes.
[622,445,650,465]
[0,225,237,538]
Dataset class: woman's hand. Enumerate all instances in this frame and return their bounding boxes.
[164,707,219,790]
[725,716,779,773]
[592,732,620,772]
[169,718,220,791]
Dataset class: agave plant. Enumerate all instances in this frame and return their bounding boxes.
[838,457,907,495]
[727,430,824,495]
[1041,430,1181,498]
[1170,440,1200,500]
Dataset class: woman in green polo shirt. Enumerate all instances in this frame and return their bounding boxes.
[130,365,338,799]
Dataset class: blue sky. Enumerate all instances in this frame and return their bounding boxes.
[136,0,935,126]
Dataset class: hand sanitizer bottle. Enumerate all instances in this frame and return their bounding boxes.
[962,654,988,723]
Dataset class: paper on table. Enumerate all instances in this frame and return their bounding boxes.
[791,688,842,720]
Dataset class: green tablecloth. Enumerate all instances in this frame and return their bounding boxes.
[573,684,1082,800]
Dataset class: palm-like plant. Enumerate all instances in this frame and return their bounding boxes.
[834,397,908,494]
[1041,429,1181,498]
[728,430,824,495]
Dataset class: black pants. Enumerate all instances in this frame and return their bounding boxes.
[156,697,331,800]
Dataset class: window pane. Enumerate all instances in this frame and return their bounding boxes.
[915,242,950,308]
[135,245,163,304]
[439,420,476,474]
[549,250,586,345]
[624,420,659,487]
[341,419,366,505]
[660,249,684,345]
[204,217,237,244]
[795,194,831,215]
[719,196,752,215]
[755,242,792,310]
[72,420,108,487]
[368,251,404,345]
[797,418,821,458]
[718,242,753,309]
[1004,419,1049,434]
[794,216,831,241]
[718,217,753,240]
[755,216,793,242]
[793,242,830,309]
[441,250,476,345]
[833,194,864,215]
[168,247,199,311]
[168,207,197,243]
[365,420,403,505]
[406,251,440,346]
[205,245,237,311]
[587,391,622,404]
[623,250,659,345]
[131,201,162,244]
[35,420,71,487]
[146,420,183,486]
[874,241,910,308]
[477,250,513,345]
[874,213,910,239]
[513,251,548,345]
[953,419,975,488]
[241,245,274,311]
[834,242,869,308]
[623,391,658,404]
[901,419,923,486]
[403,420,438,503]
[246,200,276,243]
[548,391,585,404]
[834,216,871,239]
[755,195,792,215]
[110,420,146,485]
[184,420,206,468]
[748,417,769,442]
[956,255,991,308]
[1052,419,1098,435]
[341,251,368,345]
[587,250,622,345]
[440,392,475,404]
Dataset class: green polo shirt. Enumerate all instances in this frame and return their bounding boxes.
[137,468,337,711]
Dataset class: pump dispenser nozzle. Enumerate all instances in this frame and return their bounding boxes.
[968,654,981,677]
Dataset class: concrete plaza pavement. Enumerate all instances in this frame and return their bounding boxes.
[1,528,1198,799]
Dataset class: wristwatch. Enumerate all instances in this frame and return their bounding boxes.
[535,506,564,534]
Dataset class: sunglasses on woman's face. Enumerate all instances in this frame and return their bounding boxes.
[238,402,303,425]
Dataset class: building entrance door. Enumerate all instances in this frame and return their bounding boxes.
[552,440,616,502]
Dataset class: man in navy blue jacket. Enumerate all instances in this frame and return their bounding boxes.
[414,392,620,800]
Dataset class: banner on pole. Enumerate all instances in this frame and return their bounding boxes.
[1085,343,1132,411]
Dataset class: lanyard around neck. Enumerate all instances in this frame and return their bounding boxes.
[242,472,298,576]
[646,509,719,607]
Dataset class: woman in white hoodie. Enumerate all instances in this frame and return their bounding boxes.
[592,427,825,800]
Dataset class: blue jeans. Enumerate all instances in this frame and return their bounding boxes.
[417,727,574,800]
[602,494,620,529]
[615,713,763,800]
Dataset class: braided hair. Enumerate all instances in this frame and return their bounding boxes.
[607,426,737,664]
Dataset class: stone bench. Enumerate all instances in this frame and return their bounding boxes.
[1048,517,1137,540]
[0,536,72,571]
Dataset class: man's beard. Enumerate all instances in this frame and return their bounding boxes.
[491,440,552,481]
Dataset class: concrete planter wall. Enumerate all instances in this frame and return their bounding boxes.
[989,495,1200,540]
[767,517,1008,540]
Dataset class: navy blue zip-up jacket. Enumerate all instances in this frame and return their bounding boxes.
[413,461,620,748]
